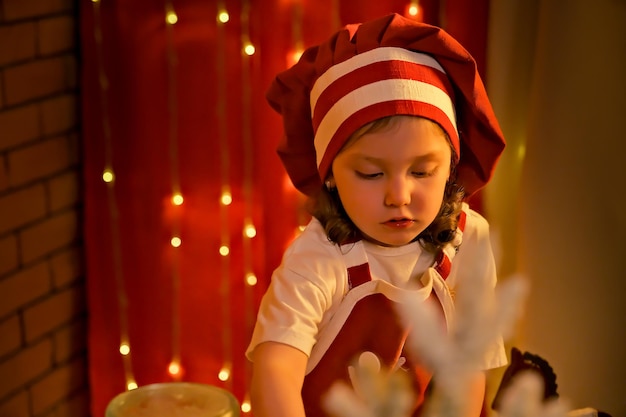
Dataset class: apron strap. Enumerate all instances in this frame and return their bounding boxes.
[433,207,467,280]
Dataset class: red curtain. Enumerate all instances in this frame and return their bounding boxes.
[80,1,489,416]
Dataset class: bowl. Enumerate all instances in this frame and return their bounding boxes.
[105,382,240,417]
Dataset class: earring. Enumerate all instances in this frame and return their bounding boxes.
[325,179,335,190]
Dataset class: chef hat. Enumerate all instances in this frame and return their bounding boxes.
[267,13,506,198]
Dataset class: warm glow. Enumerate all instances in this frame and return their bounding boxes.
[218,368,230,381]
[288,49,303,66]
[517,143,526,161]
[166,11,178,25]
[217,11,229,23]
[219,245,230,256]
[298,225,306,232]
[408,4,419,16]
[171,237,182,247]
[91,0,99,3]
[127,381,138,390]
[172,193,184,205]
[102,170,114,183]
[243,43,256,56]
[246,273,257,286]
[168,361,181,376]
[244,223,257,238]
[221,191,232,206]
[119,344,130,355]
[241,401,252,413]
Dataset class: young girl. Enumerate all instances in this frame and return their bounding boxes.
[247,13,507,417]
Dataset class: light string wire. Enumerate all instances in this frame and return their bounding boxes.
[216,0,234,389]
[90,0,136,389]
[331,0,340,31]
[164,0,183,379]
[241,0,255,410]
[290,0,310,233]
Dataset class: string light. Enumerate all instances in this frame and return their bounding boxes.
[218,366,231,382]
[288,0,304,67]
[102,169,114,183]
[168,360,181,376]
[243,42,255,56]
[221,189,233,205]
[241,0,258,403]
[241,400,252,413]
[408,1,419,17]
[166,10,178,25]
[172,193,184,205]
[217,11,229,23]
[164,0,183,382]
[119,343,130,356]
[245,273,257,286]
[217,0,235,393]
[91,0,136,389]
[243,223,256,239]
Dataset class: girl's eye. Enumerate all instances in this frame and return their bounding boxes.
[411,167,437,178]
[356,171,382,179]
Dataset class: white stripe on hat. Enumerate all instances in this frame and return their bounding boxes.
[310,47,446,108]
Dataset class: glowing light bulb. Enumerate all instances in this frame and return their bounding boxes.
[244,224,256,238]
[168,361,181,376]
[127,380,138,390]
[166,11,178,25]
[292,49,303,63]
[219,245,230,256]
[243,43,255,56]
[102,170,114,183]
[246,273,257,286]
[172,193,184,205]
[241,401,251,413]
[171,237,182,247]
[408,4,419,16]
[119,344,130,355]
[218,368,230,381]
[217,11,229,23]
[221,191,232,206]
[92,0,99,3]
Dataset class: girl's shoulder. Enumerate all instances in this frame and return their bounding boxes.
[281,217,344,265]
[277,217,348,291]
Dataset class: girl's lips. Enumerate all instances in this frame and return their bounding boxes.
[383,219,415,228]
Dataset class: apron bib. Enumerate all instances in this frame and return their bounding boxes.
[301,210,466,417]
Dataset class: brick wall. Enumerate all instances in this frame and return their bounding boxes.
[0,0,89,416]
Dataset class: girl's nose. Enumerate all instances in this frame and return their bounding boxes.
[384,177,412,207]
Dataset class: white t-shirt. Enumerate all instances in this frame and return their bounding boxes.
[247,205,507,371]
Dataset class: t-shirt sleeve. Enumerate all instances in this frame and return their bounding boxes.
[246,224,345,361]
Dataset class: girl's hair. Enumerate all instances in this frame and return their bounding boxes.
[310,116,465,253]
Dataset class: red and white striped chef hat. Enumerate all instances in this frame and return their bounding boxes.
[267,13,506,198]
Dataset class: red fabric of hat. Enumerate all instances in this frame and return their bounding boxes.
[267,13,506,198]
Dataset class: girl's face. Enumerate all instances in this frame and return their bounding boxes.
[331,116,452,247]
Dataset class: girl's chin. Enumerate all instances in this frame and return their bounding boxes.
[361,232,419,247]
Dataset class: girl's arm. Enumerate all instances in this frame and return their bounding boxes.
[462,371,487,417]
[250,341,308,417]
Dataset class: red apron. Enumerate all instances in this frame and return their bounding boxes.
[301,211,466,417]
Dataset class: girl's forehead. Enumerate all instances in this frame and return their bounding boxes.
[337,118,452,162]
